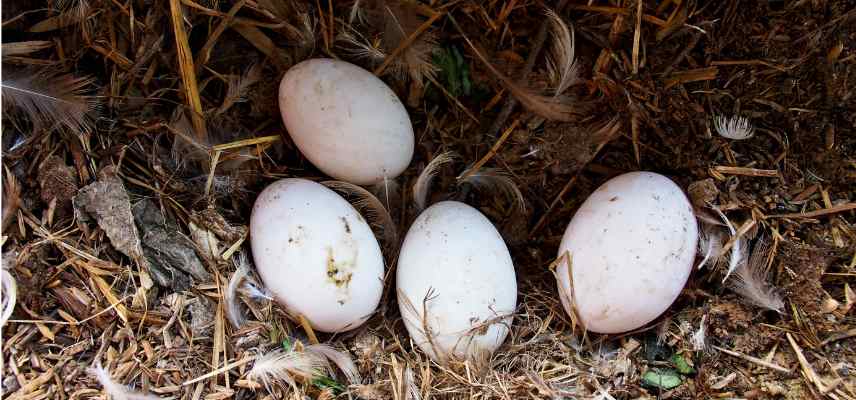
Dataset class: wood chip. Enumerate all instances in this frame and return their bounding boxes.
[768,202,856,219]
[712,166,779,178]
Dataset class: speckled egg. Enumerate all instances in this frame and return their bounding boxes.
[396,201,517,361]
[556,171,698,333]
[278,58,414,185]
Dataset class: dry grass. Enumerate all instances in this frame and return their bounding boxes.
[2,1,855,399]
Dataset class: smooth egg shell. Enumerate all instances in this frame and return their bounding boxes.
[556,171,698,334]
[250,178,384,332]
[279,58,414,185]
[397,201,517,361]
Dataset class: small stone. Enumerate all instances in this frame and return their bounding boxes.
[687,178,719,207]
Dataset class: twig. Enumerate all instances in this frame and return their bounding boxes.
[787,333,828,392]
[425,74,479,123]
[169,0,207,139]
[182,356,253,386]
[529,174,580,237]
[631,0,642,74]
[298,314,320,345]
[767,203,856,219]
[195,0,247,74]
[821,328,856,346]
[458,119,520,180]
[712,166,779,178]
[712,345,790,373]
[718,218,756,258]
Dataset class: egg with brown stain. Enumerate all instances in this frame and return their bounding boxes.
[250,178,384,332]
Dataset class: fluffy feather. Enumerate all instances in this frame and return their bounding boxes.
[1,255,17,327]
[458,168,526,213]
[225,252,250,328]
[712,206,747,282]
[545,9,579,96]
[248,348,326,392]
[1,71,97,134]
[53,0,92,30]
[730,238,784,313]
[305,344,361,385]
[713,114,755,140]
[691,315,707,352]
[322,181,398,246]
[695,225,724,270]
[380,1,438,84]
[294,13,316,50]
[216,63,262,115]
[240,279,272,301]
[89,363,160,400]
[452,19,579,121]
[336,30,386,64]
[349,0,365,24]
[412,151,455,211]
[373,176,401,211]
[169,111,210,169]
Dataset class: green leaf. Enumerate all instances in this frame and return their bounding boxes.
[432,45,471,97]
[312,375,345,394]
[642,369,683,390]
[671,353,695,375]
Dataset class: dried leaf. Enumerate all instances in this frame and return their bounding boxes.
[132,199,210,288]
[1,41,52,56]
[74,166,144,261]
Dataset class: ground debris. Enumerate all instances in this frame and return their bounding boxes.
[189,206,247,243]
[38,155,78,213]
[73,166,144,261]
[132,199,210,290]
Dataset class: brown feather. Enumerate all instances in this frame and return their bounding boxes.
[1,71,98,134]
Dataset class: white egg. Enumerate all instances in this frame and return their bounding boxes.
[396,201,517,361]
[250,178,384,333]
[278,58,415,185]
[556,171,698,334]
